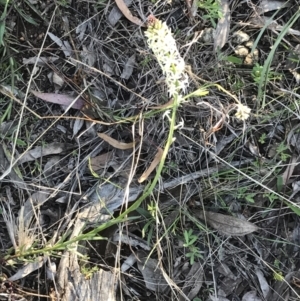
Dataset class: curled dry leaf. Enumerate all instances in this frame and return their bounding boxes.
[138,147,163,183]
[115,0,144,27]
[98,132,135,150]
[197,210,259,236]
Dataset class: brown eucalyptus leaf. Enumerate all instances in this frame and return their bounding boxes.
[98,132,135,150]
[115,0,144,27]
[138,147,163,183]
[31,90,85,109]
[197,210,259,236]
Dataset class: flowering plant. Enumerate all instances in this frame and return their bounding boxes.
[145,17,188,100]
[235,103,251,120]
[145,16,251,121]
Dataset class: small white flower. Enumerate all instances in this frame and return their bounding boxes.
[145,18,188,98]
[162,109,171,121]
[174,118,184,130]
[235,103,251,120]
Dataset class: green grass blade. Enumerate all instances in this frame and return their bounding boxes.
[258,9,300,108]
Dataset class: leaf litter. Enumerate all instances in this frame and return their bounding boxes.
[1,0,300,300]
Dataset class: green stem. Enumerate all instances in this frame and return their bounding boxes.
[10,96,179,259]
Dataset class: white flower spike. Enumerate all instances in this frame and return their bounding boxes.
[145,16,188,99]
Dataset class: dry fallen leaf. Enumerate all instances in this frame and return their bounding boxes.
[282,154,299,185]
[138,147,163,183]
[115,0,144,27]
[255,268,270,299]
[179,262,203,301]
[9,256,46,281]
[98,132,135,150]
[196,210,259,236]
[242,291,262,301]
[23,56,59,66]
[137,250,168,293]
[214,0,230,51]
[31,90,85,110]
[18,142,73,164]
[90,151,114,171]
[108,0,133,26]
[121,54,136,79]
[258,0,291,15]
[47,32,72,57]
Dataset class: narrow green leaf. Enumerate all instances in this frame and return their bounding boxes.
[0,21,5,45]
[277,176,283,193]
[286,203,300,216]
[223,55,243,65]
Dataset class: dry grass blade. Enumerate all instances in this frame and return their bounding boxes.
[2,205,37,253]
[138,147,163,183]
[115,0,144,27]
[196,210,259,236]
[98,132,135,149]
